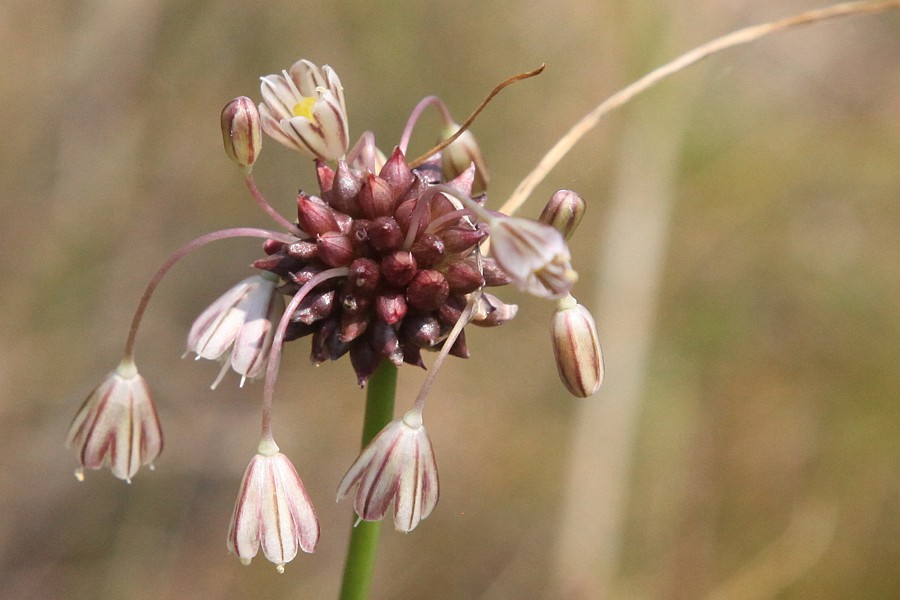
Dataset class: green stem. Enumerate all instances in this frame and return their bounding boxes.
[338,360,398,600]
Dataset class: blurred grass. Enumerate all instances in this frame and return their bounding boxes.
[1,0,898,599]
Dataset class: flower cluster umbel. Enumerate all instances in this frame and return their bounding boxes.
[66,58,603,571]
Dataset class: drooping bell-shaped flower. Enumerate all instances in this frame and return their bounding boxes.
[488,215,578,299]
[66,358,163,483]
[336,409,439,532]
[259,59,349,161]
[186,274,284,388]
[227,439,320,572]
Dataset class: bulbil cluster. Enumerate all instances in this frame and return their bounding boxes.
[254,150,513,386]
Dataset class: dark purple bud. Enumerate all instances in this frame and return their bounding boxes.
[291,289,335,325]
[447,329,470,358]
[358,173,394,219]
[381,251,418,287]
[375,292,407,325]
[298,192,340,235]
[444,260,485,294]
[310,318,349,363]
[348,258,381,295]
[398,172,432,203]
[290,264,325,286]
[401,314,441,348]
[253,252,289,272]
[410,233,445,268]
[437,294,467,326]
[330,160,362,216]
[393,198,429,239]
[481,258,513,286]
[439,224,488,254]
[401,341,425,368]
[348,218,374,256]
[263,239,283,255]
[284,320,315,342]
[407,270,449,311]
[350,342,381,387]
[379,147,415,200]
[445,163,475,198]
[370,320,404,365]
[287,240,319,260]
[316,160,335,195]
[340,310,370,343]
[366,217,404,253]
[340,290,372,316]
[316,232,354,267]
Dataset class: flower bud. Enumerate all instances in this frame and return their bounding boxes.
[439,123,489,195]
[316,232,354,267]
[375,292,408,325]
[550,296,603,397]
[406,269,449,311]
[379,147,415,200]
[381,251,418,287]
[366,217,403,253]
[539,190,586,240]
[358,173,395,219]
[297,193,341,236]
[221,96,262,170]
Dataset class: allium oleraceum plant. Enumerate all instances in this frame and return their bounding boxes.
[66,58,602,574]
[65,2,895,592]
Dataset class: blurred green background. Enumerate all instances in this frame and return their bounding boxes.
[2,0,898,598]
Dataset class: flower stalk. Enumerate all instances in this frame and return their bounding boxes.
[339,360,398,600]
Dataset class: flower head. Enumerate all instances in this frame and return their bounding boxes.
[227,439,320,572]
[66,358,163,483]
[259,59,349,161]
[186,274,284,388]
[550,295,604,397]
[488,216,578,299]
[255,149,514,386]
[337,409,438,532]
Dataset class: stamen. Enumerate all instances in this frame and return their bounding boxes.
[292,97,317,120]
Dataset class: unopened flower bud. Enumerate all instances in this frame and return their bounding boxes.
[297,193,341,236]
[550,296,603,397]
[407,269,449,311]
[358,173,395,219]
[379,147,415,200]
[221,96,262,171]
[439,123,489,195]
[539,190,586,239]
[375,292,408,324]
[366,217,403,253]
[381,251,418,287]
[316,232,354,267]
[444,260,485,294]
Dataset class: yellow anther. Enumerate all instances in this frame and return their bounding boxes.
[291,97,316,120]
